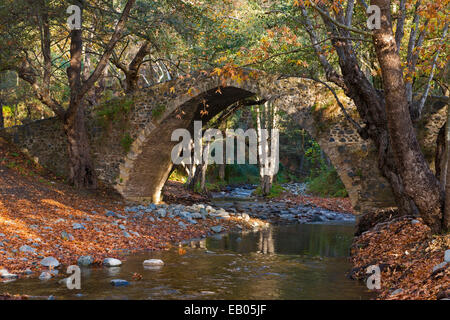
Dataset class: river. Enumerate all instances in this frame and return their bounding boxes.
[1,222,373,300]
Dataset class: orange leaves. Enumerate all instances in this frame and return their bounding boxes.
[351,216,449,300]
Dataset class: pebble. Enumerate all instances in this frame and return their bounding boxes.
[40,257,60,268]
[19,245,36,254]
[39,272,52,281]
[72,223,86,230]
[77,255,93,266]
[1,271,18,279]
[211,225,224,233]
[432,262,447,273]
[111,279,129,287]
[103,258,122,267]
[444,250,450,263]
[143,259,164,266]
[61,231,75,241]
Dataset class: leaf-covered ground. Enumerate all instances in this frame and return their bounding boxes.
[350,217,449,300]
[274,193,355,214]
[0,139,256,281]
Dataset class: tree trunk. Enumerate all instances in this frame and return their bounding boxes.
[0,98,4,129]
[444,113,450,231]
[64,104,97,189]
[200,142,210,192]
[125,41,151,93]
[371,0,443,233]
[66,24,97,190]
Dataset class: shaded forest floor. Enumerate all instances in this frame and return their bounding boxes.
[0,139,253,282]
[350,215,449,300]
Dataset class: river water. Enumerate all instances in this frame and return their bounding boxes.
[1,223,374,300]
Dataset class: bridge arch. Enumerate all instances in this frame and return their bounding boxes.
[112,69,392,212]
[2,69,419,213]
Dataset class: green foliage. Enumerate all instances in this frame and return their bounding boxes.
[151,104,166,120]
[168,168,187,183]
[253,183,286,198]
[303,139,347,197]
[95,95,134,126]
[120,133,133,153]
[306,167,348,198]
[225,164,260,185]
[204,181,226,192]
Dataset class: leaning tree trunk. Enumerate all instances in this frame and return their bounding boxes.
[372,0,443,232]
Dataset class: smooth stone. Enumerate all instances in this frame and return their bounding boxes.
[123,231,132,238]
[40,257,60,268]
[111,279,129,287]
[411,219,420,225]
[77,255,93,266]
[72,223,86,230]
[143,259,164,266]
[39,272,52,281]
[211,225,224,233]
[61,231,75,241]
[1,272,18,279]
[190,212,203,219]
[390,288,403,296]
[156,209,166,217]
[444,249,450,263]
[19,245,36,254]
[105,210,117,217]
[432,261,447,272]
[103,258,122,267]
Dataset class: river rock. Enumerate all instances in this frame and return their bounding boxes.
[39,272,52,281]
[111,279,129,287]
[432,262,447,274]
[77,255,93,266]
[190,211,203,219]
[211,225,223,233]
[444,250,450,263]
[105,210,117,217]
[123,231,132,238]
[143,259,164,266]
[390,288,403,296]
[61,231,75,241]
[103,258,122,267]
[40,256,60,268]
[156,209,166,218]
[1,271,18,279]
[72,223,86,230]
[19,245,36,254]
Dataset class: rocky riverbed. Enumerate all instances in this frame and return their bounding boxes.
[213,200,355,224]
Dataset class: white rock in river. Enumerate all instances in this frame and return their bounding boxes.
[143,259,164,266]
[40,256,60,268]
[39,271,52,281]
[1,271,18,279]
[103,258,122,267]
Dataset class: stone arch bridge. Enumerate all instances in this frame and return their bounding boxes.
[1,69,446,213]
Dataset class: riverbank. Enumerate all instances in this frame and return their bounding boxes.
[0,140,265,283]
[350,215,449,300]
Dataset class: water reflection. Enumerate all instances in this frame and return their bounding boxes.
[1,223,374,300]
